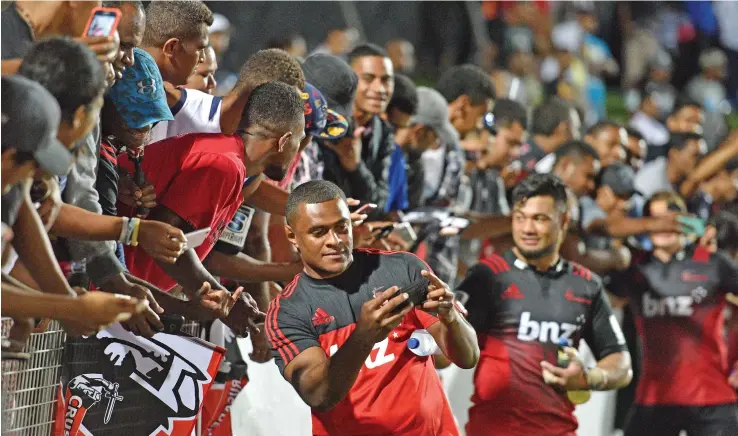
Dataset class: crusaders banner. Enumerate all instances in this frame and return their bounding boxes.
[54,323,224,436]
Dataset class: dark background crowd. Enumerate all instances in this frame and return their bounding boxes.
[3,1,738,435]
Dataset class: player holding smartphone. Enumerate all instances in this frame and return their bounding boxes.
[266,180,478,436]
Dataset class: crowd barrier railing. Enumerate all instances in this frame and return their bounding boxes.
[1,318,202,436]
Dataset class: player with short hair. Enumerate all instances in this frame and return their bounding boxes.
[267,179,479,436]
[457,173,632,436]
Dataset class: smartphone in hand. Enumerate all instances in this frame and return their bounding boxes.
[353,203,377,215]
[677,215,706,237]
[390,278,430,314]
[393,222,418,243]
[84,7,121,37]
[373,224,396,241]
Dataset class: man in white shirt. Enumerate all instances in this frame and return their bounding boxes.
[148,48,306,144]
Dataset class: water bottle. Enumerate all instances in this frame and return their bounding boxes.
[557,337,591,405]
[407,329,440,356]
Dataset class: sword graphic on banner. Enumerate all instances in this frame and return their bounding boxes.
[103,382,123,424]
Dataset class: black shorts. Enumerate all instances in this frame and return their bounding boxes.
[624,403,738,436]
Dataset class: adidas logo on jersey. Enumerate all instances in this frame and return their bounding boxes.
[501,284,524,300]
[517,311,581,343]
[642,293,694,318]
[312,308,335,326]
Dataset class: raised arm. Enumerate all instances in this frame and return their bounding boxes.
[12,186,75,297]
[244,179,289,216]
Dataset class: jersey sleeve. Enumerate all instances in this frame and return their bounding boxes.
[401,251,433,282]
[159,153,241,230]
[582,281,628,360]
[266,297,320,375]
[181,90,222,134]
[455,263,497,331]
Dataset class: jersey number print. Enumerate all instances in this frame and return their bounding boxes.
[329,338,396,369]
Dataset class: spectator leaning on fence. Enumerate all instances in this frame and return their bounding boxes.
[18,38,187,337]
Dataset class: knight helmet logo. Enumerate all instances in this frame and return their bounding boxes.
[64,323,216,436]
[64,374,123,436]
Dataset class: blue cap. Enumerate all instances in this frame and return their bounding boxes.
[407,338,420,349]
[107,48,174,129]
[302,82,348,140]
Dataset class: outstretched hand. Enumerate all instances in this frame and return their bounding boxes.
[221,288,266,337]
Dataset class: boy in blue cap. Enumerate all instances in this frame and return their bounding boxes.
[98,47,174,220]
[97,47,174,292]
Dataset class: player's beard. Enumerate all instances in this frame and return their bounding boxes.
[514,241,556,260]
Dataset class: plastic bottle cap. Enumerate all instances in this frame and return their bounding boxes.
[408,338,420,349]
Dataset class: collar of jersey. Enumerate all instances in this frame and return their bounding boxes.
[508,251,565,276]
[651,249,687,263]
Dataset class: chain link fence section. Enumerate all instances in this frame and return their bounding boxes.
[1,318,67,436]
[0,319,203,436]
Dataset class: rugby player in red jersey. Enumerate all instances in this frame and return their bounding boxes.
[457,173,633,436]
[266,180,479,436]
[609,191,738,436]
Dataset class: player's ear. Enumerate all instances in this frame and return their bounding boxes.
[560,158,575,179]
[277,132,292,153]
[285,224,299,250]
[561,211,571,233]
[162,38,179,59]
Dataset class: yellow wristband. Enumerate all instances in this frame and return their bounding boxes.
[131,218,141,247]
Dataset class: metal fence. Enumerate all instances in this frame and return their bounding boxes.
[1,318,66,436]
[1,319,203,436]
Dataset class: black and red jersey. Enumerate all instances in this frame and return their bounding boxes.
[456,250,627,436]
[608,245,738,407]
[266,249,458,436]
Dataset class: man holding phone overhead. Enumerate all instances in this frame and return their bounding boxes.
[266,180,478,436]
